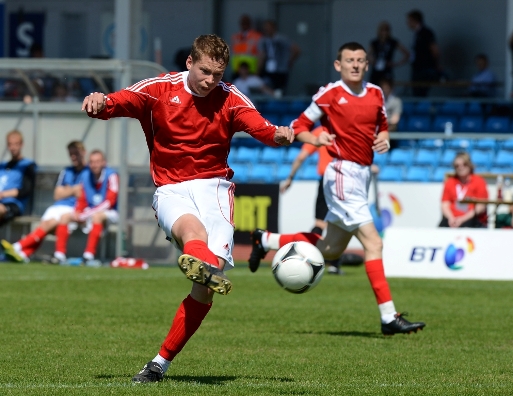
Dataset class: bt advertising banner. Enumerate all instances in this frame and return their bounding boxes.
[383,227,513,280]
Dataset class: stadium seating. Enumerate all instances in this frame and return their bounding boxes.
[439,102,466,115]
[248,164,276,183]
[288,100,309,114]
[306,151,319,166]
[261,114,281,126]
[373,151,388,166]
[378,166,403,181]
[406,115,431,132]
[298,165,319,180]
[490,167,513,175]
[472,138,497,150]
[418,139,444,149]
[276,165,291,181]
[466,102,483,115]
[280,113,297,127]
[445,138,472,150]
[284,147,301,163]
[402,102,414,116]
[260,147,285,164]
[439,149,457,166]
[493,150,513,168]
[404,166,431,182]
[458,116,484,133]
[228,148,237,164]
[259,100,289,114]
[501,139,513,151]
[433,115,458,132]
[230,163,249,183]
[413,101,433,115]
[388,148,414,166]
[236,147,261,164]
[414,149,441,166]
[484,116,510,133]
[470,150,493,167]
[431,167,452,182]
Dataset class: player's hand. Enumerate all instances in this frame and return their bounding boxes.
[372,136,390,153]
[280,178,292,193]
[371,164,380,174]
[448,216,459,228]
[81,92,106,114]
[315,131,336,147]
[274,126,295,146]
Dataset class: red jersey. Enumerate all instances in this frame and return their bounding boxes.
[302,126,333,175]
[89,71,278,186]
[442,174,488,218]
[292,80,388,166]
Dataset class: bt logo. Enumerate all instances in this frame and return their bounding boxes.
[371,193,402,234]
[410,237,475,270]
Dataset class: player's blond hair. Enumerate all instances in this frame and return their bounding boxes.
[453,152,475,174]
[6,129,23,143]
[190,34,230,67]
[67,141,85,152]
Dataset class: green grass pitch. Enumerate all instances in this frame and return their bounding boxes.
[1,262,512,395]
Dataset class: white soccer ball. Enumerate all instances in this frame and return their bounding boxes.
[271,241,325,294]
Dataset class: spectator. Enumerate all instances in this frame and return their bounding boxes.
[52,83,79,102]
[230,14,262,77]
[53,150,119,264]
[368,21,410,85]
[174,47,191,72]
[406,10,441,97]
[1,141,87,263]
[258,20,300,95]
[0,130,36,226]
[379,78,402,132]
[468,54,497,98]
[232,61,274,97]
[439,152,488,228]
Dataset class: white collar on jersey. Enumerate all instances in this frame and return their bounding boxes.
[182,71,210,98]
[339,79,368,97]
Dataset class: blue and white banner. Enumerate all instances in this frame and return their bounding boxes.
[9,12,45,57]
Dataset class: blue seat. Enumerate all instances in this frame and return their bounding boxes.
[284,147,301,163]
[466,102,483,115]
[445,138,472,150]
[470,150,493,167]
[413,101,432,115]
[259,100,289,114]
[418,139,444,149]
[260,147,285,164]
[388,148,414,166]
[378,166,403,181]
[439,149,457,166]
[414,149,440,166]
[305,151,319,166]
[431,167,452,182]
[280,113,297,127]
[230,163,249,183]
[236,147,261,164]
[439,102,466,115]
[485,116,510,133]
[404,166,431,182]
[433,116,458,132]
[473,138,497,150]
[373,152,388,166]
[288,100,309,114]
[406,115,431,132]
[502,139,513,151]
[493,150,513,168]
[458,116,484,133]
[396,116,407,132]
[276,165,291,181]
[474,165,490,174]
[261,113,281,126]
[297,165,319,180]
[402,102,414,115]
[248,164,276,183]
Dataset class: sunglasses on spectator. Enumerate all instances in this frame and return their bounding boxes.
[454,162,469,168]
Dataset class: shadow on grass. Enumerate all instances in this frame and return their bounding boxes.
[296,330,383,339]
[95,373,295,385]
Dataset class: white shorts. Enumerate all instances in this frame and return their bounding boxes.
[323,159,373,232]
[152,178,236,269]
[41,205,75,221]
[69,209,119,234]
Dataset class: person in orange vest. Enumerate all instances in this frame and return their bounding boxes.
[230,15,262,77]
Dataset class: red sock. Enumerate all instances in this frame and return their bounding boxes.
[159,295,212,361]
[365,259,392,304]
[84,223,103,257]
[278,232,321,248]
[55,224,70,255]
[19,227,47,256]
[183,240,219,268]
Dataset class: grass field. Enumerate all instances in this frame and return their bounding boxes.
[1,262,513,395]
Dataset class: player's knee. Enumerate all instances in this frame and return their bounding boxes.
[91,211,106,223]
[364,235,383,255]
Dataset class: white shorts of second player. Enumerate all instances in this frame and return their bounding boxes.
[323,159,373,232]
[41,205,75,222]
[152,178,236,269]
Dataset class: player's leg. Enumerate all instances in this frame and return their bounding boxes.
[82,211,107,261]
[355,222,425,335]
[54,212,74,263]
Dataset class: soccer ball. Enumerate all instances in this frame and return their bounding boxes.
[271,241,325,294]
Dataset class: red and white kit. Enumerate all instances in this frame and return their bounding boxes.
[292,80,388,230]
[90,71,278,266]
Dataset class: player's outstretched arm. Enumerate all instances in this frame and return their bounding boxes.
[81,92,106,115]
[296,131,335,147]
[273,126,295,146]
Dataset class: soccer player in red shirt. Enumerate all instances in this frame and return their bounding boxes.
[82,35,295,383]
[249,42,426,336]
[439,152,488,228]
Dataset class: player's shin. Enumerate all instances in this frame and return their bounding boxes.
[18,227,47,255]
[365,258,397,323]
[55,224,70,256]
[84,223,103,259]
[158,294,212,365]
